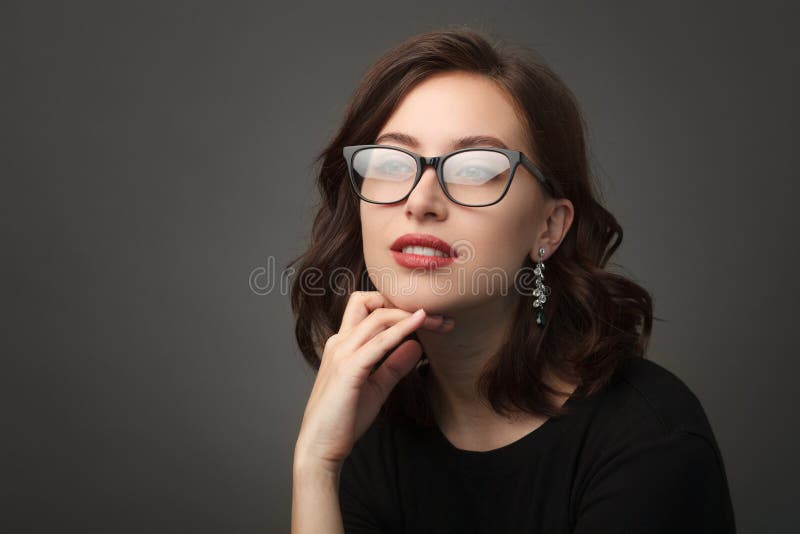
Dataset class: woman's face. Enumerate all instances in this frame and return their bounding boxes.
[360,71,560,316]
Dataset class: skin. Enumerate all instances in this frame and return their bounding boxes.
[360,71,578,451]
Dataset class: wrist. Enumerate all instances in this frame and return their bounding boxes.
[293,445,343,482]
[293,458,342,488]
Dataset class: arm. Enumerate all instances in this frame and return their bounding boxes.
[291,293,444,533]
[573,431,736,533]
[291,454,344,534]
[292,447,385,534]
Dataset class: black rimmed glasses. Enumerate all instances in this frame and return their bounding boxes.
[342,144,556,207]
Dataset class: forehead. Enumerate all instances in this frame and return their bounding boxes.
[377,71,528,151]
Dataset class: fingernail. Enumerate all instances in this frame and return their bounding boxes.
[413,308,425,319]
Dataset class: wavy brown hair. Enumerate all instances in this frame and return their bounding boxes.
[288,26,655,426]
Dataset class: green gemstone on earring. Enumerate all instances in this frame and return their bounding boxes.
[536,309,546,327]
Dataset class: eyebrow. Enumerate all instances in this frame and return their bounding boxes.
[374,132,510,151]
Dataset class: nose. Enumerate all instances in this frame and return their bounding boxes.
[404,164,448,221]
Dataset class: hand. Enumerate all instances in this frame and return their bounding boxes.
[294,291,453,472]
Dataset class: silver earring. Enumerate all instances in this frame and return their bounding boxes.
[533,247,551,328]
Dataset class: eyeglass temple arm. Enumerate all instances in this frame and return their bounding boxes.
[520,153,557,195]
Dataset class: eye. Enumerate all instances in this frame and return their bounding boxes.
[455,165,494,182]
[443,151,510,186]
[376,158,414,175]
[447,161,502,185]
[354,147,417,183]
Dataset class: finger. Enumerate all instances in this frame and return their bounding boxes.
[341,308,446,351]
[368,339,424,401]
[353,309,427,374]
[339,291,389,333]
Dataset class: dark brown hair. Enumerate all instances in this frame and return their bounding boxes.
[288,25,655,426]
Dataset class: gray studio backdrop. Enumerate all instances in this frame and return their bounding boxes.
[5,1,797,533]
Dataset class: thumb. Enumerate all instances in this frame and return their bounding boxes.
[368,339,424,402]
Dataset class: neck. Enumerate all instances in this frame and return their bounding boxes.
[416,294,517,429]
[415,294,576,437]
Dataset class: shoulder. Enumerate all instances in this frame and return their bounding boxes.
[563,355,729,478]
[569,357,733,503]
[568,358,736,531]
[582,356,718,440]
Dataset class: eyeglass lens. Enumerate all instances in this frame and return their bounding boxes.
[351,147,511,206]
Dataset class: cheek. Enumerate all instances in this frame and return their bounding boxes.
[503,189,542,253]
[360,205,388,263]
[470,209,534,265]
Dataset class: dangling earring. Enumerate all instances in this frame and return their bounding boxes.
[533,247,551,328]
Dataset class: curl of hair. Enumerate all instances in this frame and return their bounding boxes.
[288,25,656,427]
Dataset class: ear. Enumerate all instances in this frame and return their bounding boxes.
[530,198,574,262]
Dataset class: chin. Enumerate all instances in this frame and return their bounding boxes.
[377,291,463,316]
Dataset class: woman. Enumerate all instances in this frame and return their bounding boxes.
[290,27,736,533]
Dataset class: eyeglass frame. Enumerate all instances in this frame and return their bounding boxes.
[342,144,558,207]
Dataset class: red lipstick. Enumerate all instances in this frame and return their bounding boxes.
[390,233,456,270]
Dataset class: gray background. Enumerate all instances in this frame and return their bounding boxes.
[4,1,797,532]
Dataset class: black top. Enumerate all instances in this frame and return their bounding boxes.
[339,357,736,533]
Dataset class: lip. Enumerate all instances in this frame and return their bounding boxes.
[391,233,455,256]
[390,233,456,270]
